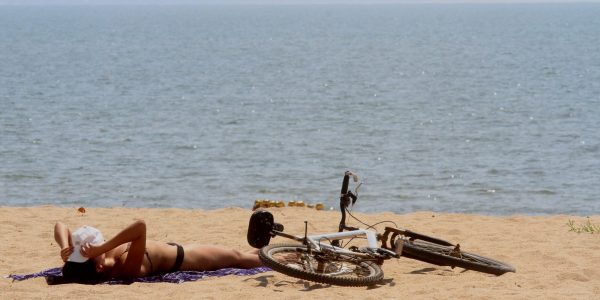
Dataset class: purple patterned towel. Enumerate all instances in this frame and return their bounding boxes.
[7,266,272,284]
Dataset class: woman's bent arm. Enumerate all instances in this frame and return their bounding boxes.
[82,219,147,277]
[54,222,73,262]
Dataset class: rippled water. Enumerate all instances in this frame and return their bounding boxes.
[1,4,599,215]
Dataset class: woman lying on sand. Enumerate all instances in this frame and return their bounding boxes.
[54,220,262,283]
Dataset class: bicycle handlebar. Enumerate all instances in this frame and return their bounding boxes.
[340,171,358,196]
[340,171,358,209]
[338,171,359,234]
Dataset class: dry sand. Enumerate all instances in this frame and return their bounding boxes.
[1,206,599,299]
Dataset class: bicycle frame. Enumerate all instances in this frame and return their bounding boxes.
[273,227,381,256]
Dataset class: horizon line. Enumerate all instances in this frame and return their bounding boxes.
[1,0,599,6]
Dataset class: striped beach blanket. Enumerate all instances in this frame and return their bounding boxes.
[7,266,271,284]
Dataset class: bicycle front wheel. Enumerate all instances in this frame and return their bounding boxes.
[259,243,384,286]
[400,239,516,275]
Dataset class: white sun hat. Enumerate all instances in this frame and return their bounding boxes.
[68,226,104,263]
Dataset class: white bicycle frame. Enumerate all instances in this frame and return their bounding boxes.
[300,229,381,255]
[273,171,400,258]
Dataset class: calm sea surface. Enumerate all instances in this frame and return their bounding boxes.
[1,4,599,215]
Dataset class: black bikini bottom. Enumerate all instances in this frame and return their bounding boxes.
[167,242,184,272]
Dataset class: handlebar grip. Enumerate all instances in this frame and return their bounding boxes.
[340,171,358,195]
[340,173,351,195]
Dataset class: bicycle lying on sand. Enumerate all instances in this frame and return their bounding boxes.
[247,171,515,286]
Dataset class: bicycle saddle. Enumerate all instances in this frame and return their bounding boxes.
[247,209,280,248]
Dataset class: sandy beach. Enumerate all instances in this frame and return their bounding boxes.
[1,206,599,299]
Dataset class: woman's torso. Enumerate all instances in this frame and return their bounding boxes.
[110,241,179,277]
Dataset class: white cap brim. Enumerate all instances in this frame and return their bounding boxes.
[68,245,88,263]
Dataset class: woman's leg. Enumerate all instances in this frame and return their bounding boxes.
[180,245,262,271]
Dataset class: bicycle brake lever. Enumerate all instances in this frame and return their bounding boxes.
[348,191,357,206]
[354,182,362,199]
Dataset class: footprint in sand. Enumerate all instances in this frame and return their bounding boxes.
[557,272,589,282]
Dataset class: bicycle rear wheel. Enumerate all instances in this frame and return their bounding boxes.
[259,243,384,286]
[399,239,516,275]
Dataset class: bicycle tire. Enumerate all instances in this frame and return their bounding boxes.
[403,229,453,246]
[400,240,516,275]
[259,243,384,286]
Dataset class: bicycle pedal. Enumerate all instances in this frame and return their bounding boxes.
[450,244,461,257]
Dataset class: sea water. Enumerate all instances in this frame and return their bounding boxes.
[1,4,599,215]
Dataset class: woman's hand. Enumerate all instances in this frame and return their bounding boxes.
[80,242,104,259]
[60,246,74,262]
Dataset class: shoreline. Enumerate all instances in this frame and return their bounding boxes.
[0,203,592,217]
[2,206,599,299]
